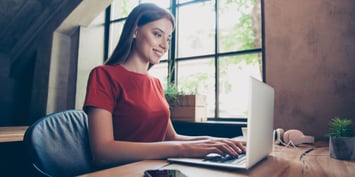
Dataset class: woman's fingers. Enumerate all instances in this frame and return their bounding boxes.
[180,138,246,158]
[208,139,246,157]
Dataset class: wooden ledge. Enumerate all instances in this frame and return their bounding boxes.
[0,126,28,143]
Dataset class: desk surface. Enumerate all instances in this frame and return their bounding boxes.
[0,126,28,143]
[79,142,355,177]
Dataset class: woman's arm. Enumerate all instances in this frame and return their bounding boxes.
[164,118,246,156]
[87,107,245,169]
[164,119,212,141]
[87,107,181,168]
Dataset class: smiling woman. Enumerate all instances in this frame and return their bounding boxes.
[83,3,245,169]
[132,18,173,67]
[105,3,175,69]
[106,0,263,120]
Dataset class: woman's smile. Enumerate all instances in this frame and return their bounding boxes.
[153,48,164,58]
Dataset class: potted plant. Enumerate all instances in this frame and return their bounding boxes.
[328,117,355,160]
[164,83,207,122]
[164,83,185,110]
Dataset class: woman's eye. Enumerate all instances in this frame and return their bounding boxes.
[153,31,162,38]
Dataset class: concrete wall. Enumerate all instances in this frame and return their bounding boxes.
[46,0,110,115]
[0,54,17,125]
[0,50,36,125]
[75,13,106,109]
[265,0,355,139]
[47,31,78,113]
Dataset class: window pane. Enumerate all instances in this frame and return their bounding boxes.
[177,58,215,117]
[149,62,168,89]
[177,1,215,58]
[218,0,261,53]
[178,0,193,4]
[218,53,262,118]
[110,0,139,19]
[141,0,171,8]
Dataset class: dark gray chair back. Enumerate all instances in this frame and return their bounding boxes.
[24,110,92,177]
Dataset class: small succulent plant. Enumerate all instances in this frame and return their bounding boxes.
[328,117,353,137]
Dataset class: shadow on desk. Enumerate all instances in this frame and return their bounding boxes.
[0,126,43,177]
[0,141,44,177]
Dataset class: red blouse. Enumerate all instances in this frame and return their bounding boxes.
[83,64,170,142]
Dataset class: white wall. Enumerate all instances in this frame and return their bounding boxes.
[75,12,106,109]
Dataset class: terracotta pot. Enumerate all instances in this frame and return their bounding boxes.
[329,137,355,160]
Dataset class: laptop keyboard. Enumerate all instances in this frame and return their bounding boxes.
[204,153,246,165]
[224,154,246,165]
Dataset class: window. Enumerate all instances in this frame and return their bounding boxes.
[105,0,264,119]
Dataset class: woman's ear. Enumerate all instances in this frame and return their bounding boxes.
[133,28,138,38]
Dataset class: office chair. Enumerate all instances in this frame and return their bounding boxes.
[24,110,93,177]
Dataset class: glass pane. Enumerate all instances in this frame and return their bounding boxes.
[177,58,215,117]
[218,53,262,118]
[177,1,215,58]
[218,0,261,53]
[177,0,195,4]
[149,62,169,89]
[109,21,125,57]
[111,0,139,19]
[141,0,171,8]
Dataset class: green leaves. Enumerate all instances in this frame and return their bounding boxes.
[328,117,353,137]
[164,83,184,109]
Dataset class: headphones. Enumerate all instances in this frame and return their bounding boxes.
[273,128,314,146]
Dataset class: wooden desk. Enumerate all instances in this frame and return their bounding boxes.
[0,126,28,143]
[79,160,169,177]
[79,142,355,177]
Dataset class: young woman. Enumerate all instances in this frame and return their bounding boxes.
[83,3,245,169]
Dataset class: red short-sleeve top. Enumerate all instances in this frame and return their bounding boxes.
[83,64,170,142]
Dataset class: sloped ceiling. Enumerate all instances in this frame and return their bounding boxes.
[0,0,63,56]
[0,0,111,60]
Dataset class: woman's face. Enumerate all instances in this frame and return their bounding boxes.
[133,18,173,65]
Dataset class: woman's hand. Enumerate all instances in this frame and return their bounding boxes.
[177,138,246,158]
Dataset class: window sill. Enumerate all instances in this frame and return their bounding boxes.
[172,119,246,138]
[173,120,246,125]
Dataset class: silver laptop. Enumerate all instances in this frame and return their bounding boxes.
[168,76,275,169]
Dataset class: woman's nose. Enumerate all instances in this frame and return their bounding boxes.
[160,39,168,50]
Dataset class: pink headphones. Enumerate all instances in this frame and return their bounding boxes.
[273,128,314,146]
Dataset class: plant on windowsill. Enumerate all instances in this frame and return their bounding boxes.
[327,117,355,160]
[164,83,207,122]
[164,83,185,110]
